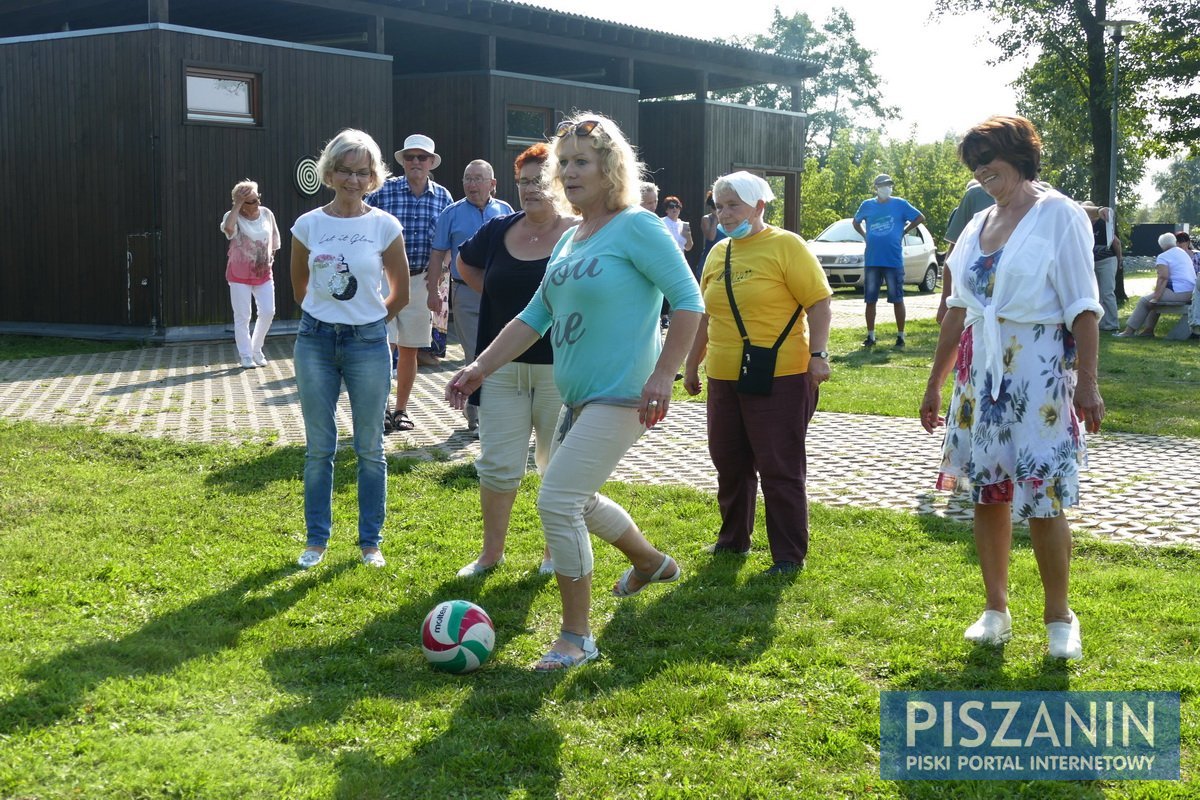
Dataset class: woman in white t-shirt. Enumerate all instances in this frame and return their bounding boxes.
[220,180,281,368]
[660,195,693,253]
[290,129,410,569]
[1114,232,1197,337]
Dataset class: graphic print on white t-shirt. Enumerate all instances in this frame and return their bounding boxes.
[314,253,359,301]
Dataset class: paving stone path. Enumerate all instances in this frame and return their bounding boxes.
[2,276,1193,548]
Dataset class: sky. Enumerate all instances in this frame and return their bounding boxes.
[534,0,1163,202]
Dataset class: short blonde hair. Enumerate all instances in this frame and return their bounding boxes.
[230,179,258,202]
[544,112,644,213]
[316,128,390,194]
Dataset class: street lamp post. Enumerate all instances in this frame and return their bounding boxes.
[1102,19,1137,211]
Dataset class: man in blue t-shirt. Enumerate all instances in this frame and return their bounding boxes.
[852,174,925,348]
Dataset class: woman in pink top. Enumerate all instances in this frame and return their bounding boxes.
[220,180,281,368]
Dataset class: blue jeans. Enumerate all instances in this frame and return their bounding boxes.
[294,311,391,549]
[864,266,905,304]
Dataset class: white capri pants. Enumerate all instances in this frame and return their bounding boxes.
[387,272,432,348]
[537,403,647,578]
[475,361,562,492]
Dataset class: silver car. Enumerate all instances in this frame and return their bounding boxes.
[807,218,941,293]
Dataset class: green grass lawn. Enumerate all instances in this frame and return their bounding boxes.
[676,300,1200,439]
[0,422,1195,798]
[0,334,140,361]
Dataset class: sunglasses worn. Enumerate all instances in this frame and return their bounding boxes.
[556,119,601,138]
[966,149,996,171]
[665,203,680,209]
[402,153,433,163]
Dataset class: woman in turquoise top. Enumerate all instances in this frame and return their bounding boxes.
[446,112,704,671]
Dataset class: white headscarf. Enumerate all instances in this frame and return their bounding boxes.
[714,171,775,206]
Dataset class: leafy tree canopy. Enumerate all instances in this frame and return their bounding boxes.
[715,7,897,165]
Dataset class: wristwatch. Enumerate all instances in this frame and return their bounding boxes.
[810,351,829,359]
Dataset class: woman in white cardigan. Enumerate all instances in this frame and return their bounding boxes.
[920,115,1104,661]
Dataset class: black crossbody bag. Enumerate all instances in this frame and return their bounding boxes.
[723,241,803,396]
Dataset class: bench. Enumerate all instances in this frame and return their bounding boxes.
[1149,298,1196,341]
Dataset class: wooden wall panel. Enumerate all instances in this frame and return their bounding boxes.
[0,30,157,326]
[157,29,392,326]
[0,27,392,329]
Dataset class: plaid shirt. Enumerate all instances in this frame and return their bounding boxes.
[366,176,453,274]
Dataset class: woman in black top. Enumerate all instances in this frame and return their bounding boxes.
[453,143,577,578]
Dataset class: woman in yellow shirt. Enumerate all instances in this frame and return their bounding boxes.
[684,172,833,575]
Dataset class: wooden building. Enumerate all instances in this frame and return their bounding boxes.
[0,0,818,339]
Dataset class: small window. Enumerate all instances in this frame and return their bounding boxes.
[186,68,259,125]
[506,105,550,147]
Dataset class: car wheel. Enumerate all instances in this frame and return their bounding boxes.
[918,263,938,293]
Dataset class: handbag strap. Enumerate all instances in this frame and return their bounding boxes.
[723,240,803,350]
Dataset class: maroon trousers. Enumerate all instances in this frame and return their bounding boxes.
[707,372,818,565]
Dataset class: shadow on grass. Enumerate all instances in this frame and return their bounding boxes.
[0,563,348,736]
[261,570,563,799]
[202,444,427,495]
[891,517,1107,799]
[596,554,790,684]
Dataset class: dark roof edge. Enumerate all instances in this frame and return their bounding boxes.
[0,22,393,60]
[391,0,821,78]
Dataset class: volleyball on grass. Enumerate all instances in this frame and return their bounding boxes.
[421,600,495,674]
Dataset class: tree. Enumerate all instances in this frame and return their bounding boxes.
[716,7,897,165]
[1151,156,1200,226]
[799,130,970,241]
[934,0,1117,204]
[1125,2,1200,152]
[937,1,1200,200]
[1014,51,1148,222]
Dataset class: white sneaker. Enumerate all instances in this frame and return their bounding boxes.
[252,352,268,367]
[538,557,555,576]
[361,550,386,568]
[964,609,1012,645]
[297,548,325,568]
[457,555,504,578]
[1047,611,1082,660]
[240,356,257,369]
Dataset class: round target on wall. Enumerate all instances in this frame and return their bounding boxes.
[294,157,321,196]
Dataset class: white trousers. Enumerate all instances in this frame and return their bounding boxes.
[229,280,275,360]
[475,361,562,492]
[536,403,646,578]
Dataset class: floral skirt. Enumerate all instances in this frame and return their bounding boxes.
[936,321,1087,519]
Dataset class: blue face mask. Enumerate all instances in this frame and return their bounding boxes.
[718,219,753,239]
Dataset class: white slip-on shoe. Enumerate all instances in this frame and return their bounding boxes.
[1047,611,1082,660]
[538,557,555,576]
[252,352,269,367]
[297,548,325,568]
[361,549,386,568]
[240,356,257,369]
[456,555,504,578]
[964,609,1012,645]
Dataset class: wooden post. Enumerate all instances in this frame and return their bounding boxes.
[147,0,168,23]
[480,35,496,70]
[367,15,385,54]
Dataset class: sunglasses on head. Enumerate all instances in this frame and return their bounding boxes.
[556,119,601,138]
[402,152,433,163]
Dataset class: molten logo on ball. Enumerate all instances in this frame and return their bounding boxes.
[421,600,495,673]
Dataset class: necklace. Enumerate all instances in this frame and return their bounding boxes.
[325,201,368,218]
[523,215,560,244]
[574,210,616,243]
